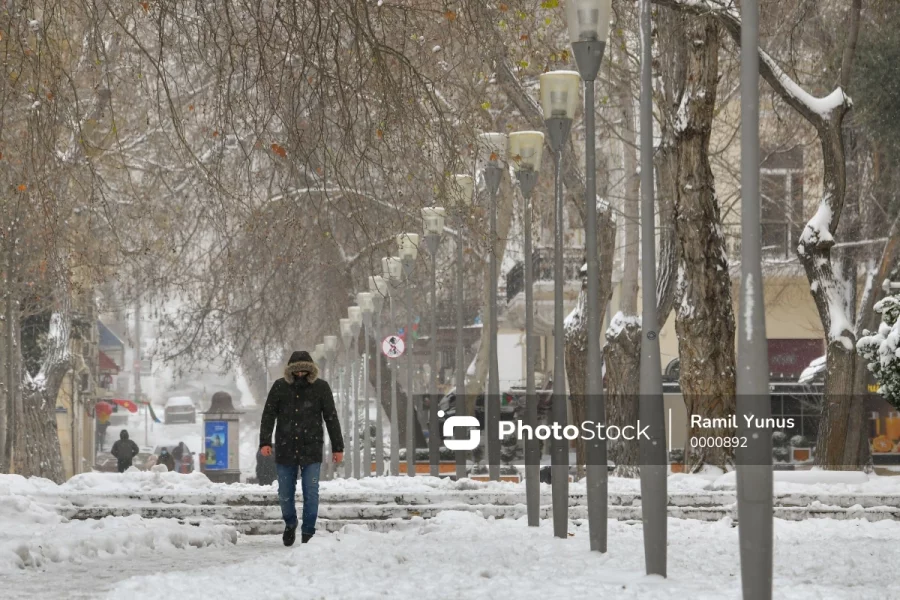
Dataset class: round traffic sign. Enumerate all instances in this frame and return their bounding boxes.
[382,335,405,359]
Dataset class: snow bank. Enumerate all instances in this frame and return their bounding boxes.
[1,514,238,574]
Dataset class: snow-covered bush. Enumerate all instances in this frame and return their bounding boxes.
[857,293,900,409]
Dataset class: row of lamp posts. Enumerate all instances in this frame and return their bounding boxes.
[305,1,772,594]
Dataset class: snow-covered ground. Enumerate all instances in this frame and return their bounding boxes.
[3,512,895,599]
[2,469,899,598]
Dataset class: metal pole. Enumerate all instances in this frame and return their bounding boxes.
[427,239,440,476]
[737,0,773,597]
[484,165,503,482]
[517,169,540,527]
[375,312,385,476]
[390,293,400,476]
[134,291,145,447]
[455,210,467,480]
[637,0,668,576]
[352,336,360,479]
[573,38,608,553]
[406,282,415,477]
[545,117,572,539]
[362,325,371,477]
[343,348,352,478]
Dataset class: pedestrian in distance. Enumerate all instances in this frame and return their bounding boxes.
[110,430,140,473]
[259,350,344,546]
[157,447,176,472]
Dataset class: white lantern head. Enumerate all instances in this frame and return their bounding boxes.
[356,291,375,314]
[478,132,507,165]
[383,256,403,282]
[368,275,389,297]
[348,305,363,326]
[339,318,352,339]
[324,335,338,353]
[313,344,325,361]
[567,0,612,44]
[449,175,474,207]
[539,71,581,120]
[508,131,545,172]
[422,207,446,236]
[397,233,420,261]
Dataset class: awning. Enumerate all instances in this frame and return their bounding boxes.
[99,350,119,374]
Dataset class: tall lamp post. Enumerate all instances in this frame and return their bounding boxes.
[314,343,331,480]
[479,132,507,482]
[382,256,403,475]
[737,0,773,597]
[423,207,446,476]
[348,305,363,478]
[357,292,375,477]
[369,276,388,476]
[568,0,612,554]
[509,130,544,527]
[449,174,474,480]
[397,234,420,476]
[635,0,668,576]
[339,317,354,478]
[540,70,581,539]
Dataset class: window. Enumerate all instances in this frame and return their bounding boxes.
[760,147,804,258]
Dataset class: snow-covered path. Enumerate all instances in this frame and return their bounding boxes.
[4,513,895,600]
[2,534,274,599]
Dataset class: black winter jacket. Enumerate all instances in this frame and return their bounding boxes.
[259,358,344,466]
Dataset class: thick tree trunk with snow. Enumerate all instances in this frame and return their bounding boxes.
[565,206,616,479]
[672,16,736,470]
[15,381,66,483]
[604,314,641,476]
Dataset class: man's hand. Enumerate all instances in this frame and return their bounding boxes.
[260,445,273,457]
[333,452,344,464]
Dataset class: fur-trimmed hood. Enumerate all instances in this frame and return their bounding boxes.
[284,350,318,384]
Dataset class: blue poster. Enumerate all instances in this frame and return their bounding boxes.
[204,420,228,470]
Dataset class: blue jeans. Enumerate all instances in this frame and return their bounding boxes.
[276,462,321,536]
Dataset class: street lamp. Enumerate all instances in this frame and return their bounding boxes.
[369,275,388,476]
[540,69,580,539]
[478,131,506,482]
[397,233,419,477]
[357,291,375,478]
[348,305,363,479]
[313,343,331,479]
[449,174,474,479]
[568,0,611,555]
[423,206,446,476]
[382,256,403,475]
[736,0,773,597]
[509,130,544,527]
[632,0,668,576]
[339,317,354,478]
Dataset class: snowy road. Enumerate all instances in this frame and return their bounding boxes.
[3,513,898,599]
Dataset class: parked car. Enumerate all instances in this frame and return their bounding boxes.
[164,396,197,424]
[152,442,195,473]
[132,447,159,471]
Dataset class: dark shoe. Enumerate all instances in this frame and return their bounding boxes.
[301,533,313,544]
[283,525,297,547]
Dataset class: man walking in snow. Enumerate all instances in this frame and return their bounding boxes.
[260,350,344,546]
[111,430,140,472]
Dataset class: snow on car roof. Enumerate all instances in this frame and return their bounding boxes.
[165,396,194,407]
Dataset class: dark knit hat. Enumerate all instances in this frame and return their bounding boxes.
[284,350,318,384]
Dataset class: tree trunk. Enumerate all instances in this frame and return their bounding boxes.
[672,16,737,470]
[15,382,66,483]
[565,205,616,478]
[604,315,641,476]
